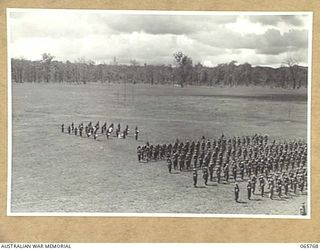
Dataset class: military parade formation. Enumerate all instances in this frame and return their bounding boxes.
[61,121,139,140]
[137,134,308,206]
[60,122,308,214]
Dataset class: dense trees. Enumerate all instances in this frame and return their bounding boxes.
[11,53,308,89]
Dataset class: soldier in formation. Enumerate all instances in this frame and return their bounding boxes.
[61,121,139,141]
[137,134,308,203]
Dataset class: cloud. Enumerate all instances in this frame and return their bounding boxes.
[255,29,308,55]
[10,12,238,44]
[248,15,304,26]
[8,10,310,67]
[9,11,112,42]
[193,28,308,55]
[97,14,238,35]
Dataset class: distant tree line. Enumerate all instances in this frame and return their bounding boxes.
[11,53,308,89]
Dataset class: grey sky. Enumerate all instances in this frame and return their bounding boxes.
[9,10,311,67]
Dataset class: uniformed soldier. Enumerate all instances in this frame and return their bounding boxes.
[85,126,89,137]
[209,162,214,182]
[101,122,107,134]
[247,181,252,200]
[269,183,274,200]
[74,127,78,136]
[293,175,298,194]
[251,175,257,194]
[137,146,142,162]
[185,154,191,170]
[199,152,204,168]
[61,124,64,133]
[116,128,119,138]
[193,154,198,168]
[193,168,198,187]
[167,158,172,173]
[95,121,100,132]
[203,167,209,185]
[141,146,146,162]
[87,127,92,137]
[216,166,221,183]
[224,165,230,182]
[277,179,283,198]
[299,177,305,193]
[135,126,139,140]
[179,154,185,171]
[284,176,290,196]
[300,203,306,216]
[173,153,178,170]
[232,164,237,182]
[240,162,245,180]
[234,183,240,202]
[68,126,71,134]
[201,139,205,151]
[259,175,265,197]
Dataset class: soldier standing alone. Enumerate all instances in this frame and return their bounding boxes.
[135,126,139,140]
[234,183,240,202]
[193,168,198,187]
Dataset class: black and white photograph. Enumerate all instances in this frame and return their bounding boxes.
[7,9,312,217]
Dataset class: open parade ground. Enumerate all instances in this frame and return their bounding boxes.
[10,82,308,215]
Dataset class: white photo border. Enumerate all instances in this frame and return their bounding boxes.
[6,8,313,219]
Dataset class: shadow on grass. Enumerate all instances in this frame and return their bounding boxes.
[221,182,231,185]
[237,201,247,204]
[251,198,262,201]
[271,197,288,202]
[195,186,206,189]
[206,183,218,186]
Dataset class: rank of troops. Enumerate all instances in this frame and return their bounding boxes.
[61,121,139,140]
[137,134,308,202]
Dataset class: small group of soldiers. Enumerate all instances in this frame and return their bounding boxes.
[61,121,139,140]
[233,167,307,203]
[137,134,308,203]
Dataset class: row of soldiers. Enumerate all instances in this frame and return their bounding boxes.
[61,121,139,140]
[137,134,307,173]
[137,134,308,200]
[233,182,307,215]
[191,162,307,198]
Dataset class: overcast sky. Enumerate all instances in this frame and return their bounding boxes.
[9,10,311,67]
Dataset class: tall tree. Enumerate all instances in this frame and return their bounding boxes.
[173,51,193,87]
[41,53,54,83]
[284,57,300,89]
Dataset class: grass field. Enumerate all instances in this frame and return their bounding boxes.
[11,82,308,215]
